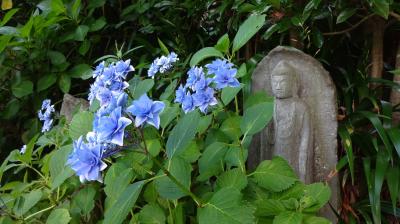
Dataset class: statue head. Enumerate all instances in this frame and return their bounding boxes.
[271,61,297,99]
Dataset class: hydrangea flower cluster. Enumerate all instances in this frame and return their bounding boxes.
[175,59,240,113]
[68,58,168,183]
[147,52,179,78]
[68,60,134,182]
[38,99,55,132]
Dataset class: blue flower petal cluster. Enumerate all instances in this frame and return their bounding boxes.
[68,60,134,183]
[38,99,55,132]
[126,94,165,129]
[147,52,179,78]
[67,136,107,182]
[174,59,240,114]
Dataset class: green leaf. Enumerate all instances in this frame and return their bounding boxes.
[241,101,273,136]
[88,0,105,9]
[198,142,228,181]
[12,80,33,98]
[302,216,331,224]
[387,128,400,158]
[180,141,201,163]
[49,145,74,190]
[160,104,179,129]
[371,0,389,19]
[128,78,154,99]
[138,204,166,224]
[338,125,354,183]
[69,111,93,140]
[216,168,247,191]
[273,211,302,224]
[236,63,247,78]
[336,8,356,24]
[232,14,265,52]
[220,116,242,141]
[71,185,96,216]
[386,167,399,214]
[13,190,43,216]
[70,0,81,19]
[311,29,324,48]
[37,74,57,92]
[79,39,91,55]
[59,74,71,93]
[198,187,255,224]
[214,34,230,53]
[46,209,71,224]
[103,181,144,224]
[155,157,192,200]
[254,199,287,217]
[253,157,298,192]
[74,25,89,41]
[166,110,200,158]
[48,51,66,65]
[160,80,177,100]
[197,114,212,133]
[69,64,93,79]
[90,17,106,32]
[104,163,133,209]
[190,47,224,67]
[263,24,279,40]
[221,85,242,105]
[147,139,162,157]
[0,8,19,26]
[158,38,169,55]
[303,183,331,212]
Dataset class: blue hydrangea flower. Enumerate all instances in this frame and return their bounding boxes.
[205,59,234,75]
[95,107,132,146]
[147,52,179,78]
[174,85,186,103]
[38,99,55,132]
[93,61,105,78]
[186,66,204,90]
[126,94,165,129]
[96,87,113,107]
[182,93,195,113]
[67,136,107,183]
[193,76,213,92]
[193,87,218,113]
[115,59,134,79]
[213,68,240,89]
[20,145,26,154]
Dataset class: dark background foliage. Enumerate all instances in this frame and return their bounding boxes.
[1,0,400,223]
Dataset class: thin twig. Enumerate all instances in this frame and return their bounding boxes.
[323,14,374,36]
[389,11,400,21]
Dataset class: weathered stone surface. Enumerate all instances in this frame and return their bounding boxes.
[60,93,89,122]
[249,46,338,222]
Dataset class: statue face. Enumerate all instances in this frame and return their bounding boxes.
[271,74,293,99]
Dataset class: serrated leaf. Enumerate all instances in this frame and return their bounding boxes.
[49,145,74,190]
[48,51,66,65]
[198,187,255,224]
[273,211,302,224]
[128,78,154,99]
[69,111,93,140]
[302,216,331,224]
[233,14,265,52]
[166,110,200,158]
[46,209,71,224]
[214,34,230,53]
[253,157,298,192]
[220,116,242,141]
[37,74,57,92]
[138,204,166,224]
[103,181,144,224]
[12,80,33,98]
[303,183,331,212]
[241,101,273,136]
[155,157,192,200]
[222,85,242,105]
[59,74,71,93]
[104,163,133,210]
[198,142,228,181]
[160,104,179,129]
[216,168,247,191]
[71,185,96,216]
[13,190,42,216]
[190,47,223,67]
[69,64,93,79]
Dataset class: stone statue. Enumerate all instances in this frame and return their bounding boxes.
[249,46,338,222]
[267,61,313,183]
